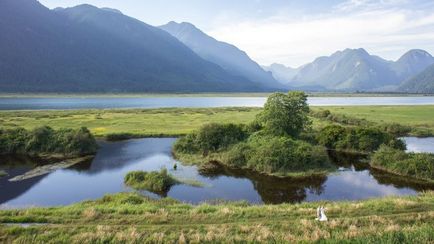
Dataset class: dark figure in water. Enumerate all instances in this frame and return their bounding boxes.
[173,163,178,170]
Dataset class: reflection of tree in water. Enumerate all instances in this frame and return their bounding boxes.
[328,150,434,191]
[370,168,434,191]
[198,161,327,204]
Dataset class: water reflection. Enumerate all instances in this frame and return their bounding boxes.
[1,138,433,208]
[1,96,434,110]
[198,162,327,203]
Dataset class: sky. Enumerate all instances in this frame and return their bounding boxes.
[39,0,434,67]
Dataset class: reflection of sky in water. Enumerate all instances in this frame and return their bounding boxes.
[402,137,434,153]
[307,170,415,202]
[1,138,432,208]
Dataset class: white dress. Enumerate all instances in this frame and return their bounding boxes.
[319,208,328,221]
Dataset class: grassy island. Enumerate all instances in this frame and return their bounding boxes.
[174,92,334,177]
[0,126,97,158]
[124,169,178,194]
[0,170,7,178]
[0,192,433,243]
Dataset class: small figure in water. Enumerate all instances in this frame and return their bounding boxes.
[173,163,177,170]
[316,206,328,222]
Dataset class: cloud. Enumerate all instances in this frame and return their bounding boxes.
[207,0,434,67]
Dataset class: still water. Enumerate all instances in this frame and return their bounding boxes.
[1,137,433,208]
[1,96,434,110]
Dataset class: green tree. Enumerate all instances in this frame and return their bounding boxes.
[257,91,310,137]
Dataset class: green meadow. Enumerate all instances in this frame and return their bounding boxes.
[1,105,433,138]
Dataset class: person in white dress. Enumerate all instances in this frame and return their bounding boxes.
[316,206,328,221]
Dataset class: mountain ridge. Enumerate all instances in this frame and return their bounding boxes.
[264,48,434,92]
[0,0,269,93]
[160,21,282,89]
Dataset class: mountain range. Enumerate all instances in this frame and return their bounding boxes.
[264,49,434,92]
[159,21,281,89]
[398,64,434,93]
[0,0,272,93]
[1,0,433,93]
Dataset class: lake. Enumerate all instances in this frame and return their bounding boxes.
[1,96,434,110]
[1,137,433,208]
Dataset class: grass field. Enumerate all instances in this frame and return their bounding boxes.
[1,106,433,138]
[0,108,259,137]
[0,192,433,243]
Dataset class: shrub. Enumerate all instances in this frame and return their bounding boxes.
[317,125,402,153]
[377,123,411,137]
[245,135,330,173]
[174,123,247,155]
[0,126,97,156]
[371,145,434,181]
[124,169,177,193]
[196,123,247,152]
[222,134,331,174]
[105,133,135,141]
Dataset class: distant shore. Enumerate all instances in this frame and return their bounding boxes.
[0,92,433,98]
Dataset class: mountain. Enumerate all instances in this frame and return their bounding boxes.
[289,48,398,91]
[398,64,434,93]
[262,63,299,85]
[391,49,434,80]
[0,0,266,93]
[159,21,282,89]
[264,49,434,92]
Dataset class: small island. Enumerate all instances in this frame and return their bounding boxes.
[173,92,432,181]
[173,92,334,177]
[124,169,178,195]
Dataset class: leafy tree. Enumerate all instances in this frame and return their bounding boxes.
[257,91,310,137]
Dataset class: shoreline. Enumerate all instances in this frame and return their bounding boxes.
[0,92,434,98]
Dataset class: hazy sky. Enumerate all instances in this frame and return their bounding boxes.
[39,0,434,67]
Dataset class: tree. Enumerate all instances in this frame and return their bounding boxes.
[257,91,310,137]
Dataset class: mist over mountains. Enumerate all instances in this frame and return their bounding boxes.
[1,0,433,93]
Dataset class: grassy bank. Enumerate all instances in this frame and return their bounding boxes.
[1,106,433,138]
[0,192,433,243]
[315,105,434,136]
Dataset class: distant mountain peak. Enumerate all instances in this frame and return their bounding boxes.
[101,7,123,15]
[400,49,433,60]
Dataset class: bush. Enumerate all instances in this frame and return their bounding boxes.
[317,125,403,153]
[173,123,247,155]
[0,126,97,156]
[105,133,135,141]
[310,110,371,126]
[223,134,331,174]
[124,169,177,193]
[371,145,434,181]
[376,123,411,137]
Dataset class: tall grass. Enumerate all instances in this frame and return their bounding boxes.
[0,192,433,243]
